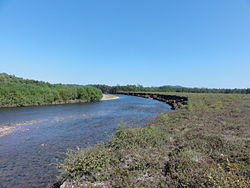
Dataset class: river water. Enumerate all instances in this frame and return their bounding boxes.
[0,95,171,188]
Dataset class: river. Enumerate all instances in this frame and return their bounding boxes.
[0,95,171,188]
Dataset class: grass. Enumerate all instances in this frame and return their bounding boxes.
[58,93,250,187]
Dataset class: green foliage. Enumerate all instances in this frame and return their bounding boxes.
[186,101,193,111]
[0,73,102,107]
[210,102,223,109]
[158,113,169,121]
[92,84,250,94]
[60,146,111,181]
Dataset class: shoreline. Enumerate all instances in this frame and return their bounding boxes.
[58,92,250,187]
[101,94,120,101]
[116,92,188,109]
[0,94,119,109]
[0,95,119,138]
[0,99,98,109]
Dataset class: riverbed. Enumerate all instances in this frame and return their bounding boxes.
[0,95,171,188]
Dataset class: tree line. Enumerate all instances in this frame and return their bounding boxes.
[0,73,103,107]
[91,84,250,94]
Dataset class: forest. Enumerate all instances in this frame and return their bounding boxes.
[1,73,249,108]
[92,84,250,94]
[0,73,102,107]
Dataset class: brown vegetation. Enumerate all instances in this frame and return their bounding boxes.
[59,93,250,187]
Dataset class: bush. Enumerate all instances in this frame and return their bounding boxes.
[60,146,111,181]
[0,74,103,107]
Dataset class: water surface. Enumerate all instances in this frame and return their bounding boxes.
[0,95,171,188]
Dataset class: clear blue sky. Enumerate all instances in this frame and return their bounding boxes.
[0,0,250,88]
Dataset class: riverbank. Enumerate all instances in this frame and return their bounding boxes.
[116,92,187,109]
[0,99,90,108]
[0,95,118,109]
[0,73,103,108]
[1,94,170,188]
[59,93,250,187]
[0,95,119,138]
[101,94,119,101]
[0,99,95,137]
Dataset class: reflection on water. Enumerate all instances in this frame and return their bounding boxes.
[0,95,171,188]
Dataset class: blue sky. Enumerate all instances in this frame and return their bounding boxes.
[0,0,250,88]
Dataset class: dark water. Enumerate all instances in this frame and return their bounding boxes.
[0,95,171,188]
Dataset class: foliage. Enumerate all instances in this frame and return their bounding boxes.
[0,73,102,107]
[158,113,169,121]
[92,84,250,94]
[60,146,111,181]
[186,101,193,111]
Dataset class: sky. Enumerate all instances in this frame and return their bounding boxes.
[0,0,250,88]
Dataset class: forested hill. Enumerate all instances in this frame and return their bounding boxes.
[92,84,250,94]
[0,73,102,107]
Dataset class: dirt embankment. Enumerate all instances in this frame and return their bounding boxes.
[116,92,188,109]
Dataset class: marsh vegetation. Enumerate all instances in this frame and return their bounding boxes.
[60,93,250,187]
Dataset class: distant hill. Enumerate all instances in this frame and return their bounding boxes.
[0,73,102,107]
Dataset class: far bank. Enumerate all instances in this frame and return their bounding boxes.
[0,73,102,108]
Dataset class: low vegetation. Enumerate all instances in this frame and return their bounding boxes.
[0,73,102,107]
[59,92,250,187]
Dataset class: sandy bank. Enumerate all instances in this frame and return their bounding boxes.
[101,94,119,101]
